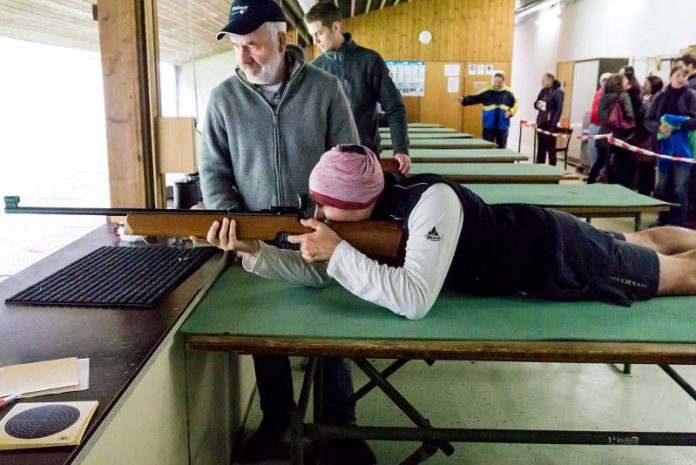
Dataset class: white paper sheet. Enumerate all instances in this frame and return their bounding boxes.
[21,359,90,398]
[447,77,460,93]
[0,357,79,397]
[444,64,460,76]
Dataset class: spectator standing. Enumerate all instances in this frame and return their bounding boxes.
[534,73,564,165]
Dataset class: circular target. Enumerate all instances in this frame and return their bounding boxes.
[5,405,81,439]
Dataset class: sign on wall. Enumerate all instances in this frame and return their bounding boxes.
[385,60,425,96]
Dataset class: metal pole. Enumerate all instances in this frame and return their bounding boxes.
[660,365,696,403]
[291,357,318,465]
[314,358,326,465]
[351,359,410,403]
[307,424,696,446]
[353,358,455,456]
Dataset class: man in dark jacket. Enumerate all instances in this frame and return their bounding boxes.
[305,1,410,175]
[458,72,518,148]
[678,53,696,91]
[534,73,564,165]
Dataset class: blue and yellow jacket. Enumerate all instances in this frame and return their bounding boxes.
[461,85,518,131]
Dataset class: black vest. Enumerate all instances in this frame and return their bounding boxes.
[370,173,560,295]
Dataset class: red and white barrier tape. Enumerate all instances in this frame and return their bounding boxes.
[576,133,696,164]
[577,133,610,141]
[519,120,570,139]
[608,135,696,164]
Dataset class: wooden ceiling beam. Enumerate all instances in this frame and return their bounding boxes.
[285,0,306,23]
[278,1,310,45]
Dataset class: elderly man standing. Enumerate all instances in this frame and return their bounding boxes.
[304,1,411,174]
[200,1,374,463]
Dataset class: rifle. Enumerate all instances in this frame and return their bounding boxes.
[4,195,406,265]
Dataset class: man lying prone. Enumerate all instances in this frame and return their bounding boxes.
[201,144,696,320]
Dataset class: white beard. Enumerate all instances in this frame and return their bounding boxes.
[243,51,284,85]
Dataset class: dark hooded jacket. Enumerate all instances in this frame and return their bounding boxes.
[534,79,564,130]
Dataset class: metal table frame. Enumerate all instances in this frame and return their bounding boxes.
[186,335,696,464]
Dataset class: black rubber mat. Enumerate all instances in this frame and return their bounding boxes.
[6,246,216,308]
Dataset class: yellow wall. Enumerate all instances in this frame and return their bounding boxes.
[340,0,515,132]
[342,0,515,63]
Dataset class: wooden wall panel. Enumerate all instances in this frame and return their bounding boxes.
[555,61,574,149]
[97,0,154,208]
[342,0,514,62]
[402,97,421,123]
[555,61,574,123]
[420,62,464,131]
[338,0,515,125]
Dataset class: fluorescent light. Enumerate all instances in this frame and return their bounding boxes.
[517,0,563,23]
[534,4,561,27]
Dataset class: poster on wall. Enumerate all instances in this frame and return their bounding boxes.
[386,60,425,96]
[447,77,460,93]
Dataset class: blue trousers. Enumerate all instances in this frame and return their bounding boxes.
[655,161,692,226]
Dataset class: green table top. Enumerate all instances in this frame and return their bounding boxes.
[382,148,527,163]
[408,123,443,128]
[464,183,674,209]
[382,132,472,139]
[181,266,696,344]
[381,138,497,150]
[380,127,458,133]
[409,163,573,183]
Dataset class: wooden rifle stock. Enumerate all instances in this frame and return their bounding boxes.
[125,214,406,265]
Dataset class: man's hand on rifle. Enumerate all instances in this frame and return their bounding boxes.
[191,218,260,257]
[287,218,342,262]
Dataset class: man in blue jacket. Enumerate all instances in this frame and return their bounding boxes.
[458,72,518,148]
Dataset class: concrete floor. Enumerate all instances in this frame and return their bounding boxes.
[238,356,696,465]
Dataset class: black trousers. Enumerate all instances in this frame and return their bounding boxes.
[611,147,636,188]
[253,355,356,424]
[636,159,657,195]
[587,139,610,184]
[535,132,557,165]
[482,128,509,148]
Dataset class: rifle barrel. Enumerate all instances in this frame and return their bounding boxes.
[3,196,300,217]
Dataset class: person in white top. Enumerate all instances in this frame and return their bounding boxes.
[202,145,696,320]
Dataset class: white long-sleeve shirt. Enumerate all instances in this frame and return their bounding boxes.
[243,183,464,320]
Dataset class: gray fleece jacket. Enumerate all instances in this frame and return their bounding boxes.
[200,45,359,211]
[311,34,409,156]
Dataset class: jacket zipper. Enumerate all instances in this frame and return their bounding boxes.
[236,63,304,206]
